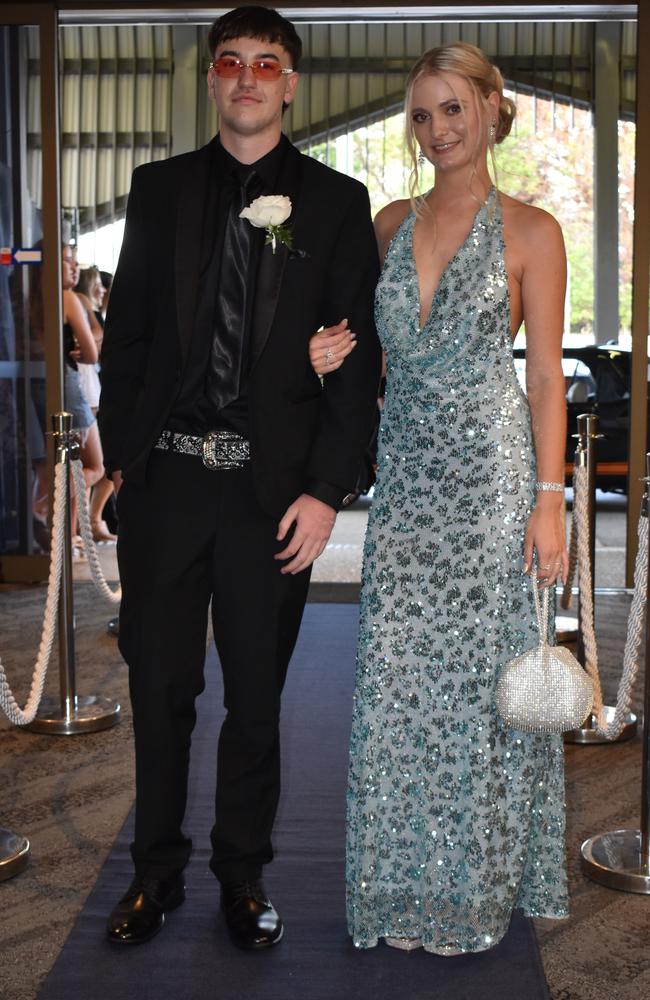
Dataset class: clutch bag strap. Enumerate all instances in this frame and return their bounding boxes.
[530,566,550,646]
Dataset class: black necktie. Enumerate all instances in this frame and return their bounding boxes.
[205,168,262,411]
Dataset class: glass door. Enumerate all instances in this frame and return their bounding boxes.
[0,5,62,582]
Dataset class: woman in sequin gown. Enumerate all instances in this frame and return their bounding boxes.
[310,43,569,955]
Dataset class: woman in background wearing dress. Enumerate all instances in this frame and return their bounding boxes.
[60,248,104,554]
[74,265,117,543]
[310,43,569,955]
[29,246,103,553]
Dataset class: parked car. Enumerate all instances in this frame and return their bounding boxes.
[513,344,646,493]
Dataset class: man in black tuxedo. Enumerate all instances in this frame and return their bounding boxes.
[99,7,381,950]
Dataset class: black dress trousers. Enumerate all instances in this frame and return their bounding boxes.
[116,449,311,883]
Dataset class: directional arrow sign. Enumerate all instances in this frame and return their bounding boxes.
[13,248,43,264]
[0,247,43,265]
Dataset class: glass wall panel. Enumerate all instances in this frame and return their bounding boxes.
[0,23,48,558]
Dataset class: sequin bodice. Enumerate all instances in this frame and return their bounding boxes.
[374,191,530,496]
[346,190,567,954]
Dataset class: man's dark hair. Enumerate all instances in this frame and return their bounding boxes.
[208,6,302,72]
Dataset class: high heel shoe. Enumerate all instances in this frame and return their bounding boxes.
[384,937,422,951]
[91,519,117,543]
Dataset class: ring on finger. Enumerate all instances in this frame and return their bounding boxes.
[324,348,334,365]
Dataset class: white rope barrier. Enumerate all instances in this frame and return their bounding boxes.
[573,463,647,740]
[71,459,121,605]
[0,464,67,725]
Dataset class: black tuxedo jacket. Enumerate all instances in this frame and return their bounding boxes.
[98,136,382,517]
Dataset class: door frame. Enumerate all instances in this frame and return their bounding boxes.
[0,3,62,582]
[4,1,648,584]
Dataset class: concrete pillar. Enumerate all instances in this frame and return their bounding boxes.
[171,26,198,157]
[593,22,620,345]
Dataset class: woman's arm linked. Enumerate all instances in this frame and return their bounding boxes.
[308,200,407,375]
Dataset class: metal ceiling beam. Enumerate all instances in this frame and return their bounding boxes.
[56,5,638,27]
[295,54,595,72]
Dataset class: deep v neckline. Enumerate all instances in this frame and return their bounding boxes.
[410,189,493,334]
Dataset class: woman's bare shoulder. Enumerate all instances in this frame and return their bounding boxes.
[64,287,89,325]
[63,287,80,313]
[374,198,411,256]
[499,191,564,249]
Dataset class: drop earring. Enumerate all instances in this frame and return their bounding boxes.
[418,149,426,168]
[489,120,497,142]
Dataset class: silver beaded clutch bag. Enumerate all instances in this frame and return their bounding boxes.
[496,573,593,733]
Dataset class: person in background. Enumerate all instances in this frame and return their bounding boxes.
[75,265,117,543]
[59,245,104,553]
[74,266,103,413]
[75,265,104,327]
[29,244,104,545]
[99,268,120,635]
[99,270,113,319]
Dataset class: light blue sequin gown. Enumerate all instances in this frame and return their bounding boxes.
[346,189,568,954]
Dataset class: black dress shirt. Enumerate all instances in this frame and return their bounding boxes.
[167,134,346,511]
[168,136,285,437]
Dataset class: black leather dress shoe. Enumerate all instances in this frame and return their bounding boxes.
[106,874,185,945]
[221,880,283,950]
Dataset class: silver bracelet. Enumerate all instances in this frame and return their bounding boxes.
[535,481,564,492]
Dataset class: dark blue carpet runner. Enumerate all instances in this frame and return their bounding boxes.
[38,604,549,1000]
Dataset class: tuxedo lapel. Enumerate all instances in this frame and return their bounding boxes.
[249,139,304,371]
[175,140,215,363]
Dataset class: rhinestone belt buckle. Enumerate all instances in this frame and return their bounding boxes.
[201,429,248,471]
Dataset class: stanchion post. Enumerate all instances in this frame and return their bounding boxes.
[0,828,30,881]
[576,413,597,668]
[565,412,637,744]
[581,451,650,892]
[54,412,77,722]
[26,413,121,735]
[640,453,650,872]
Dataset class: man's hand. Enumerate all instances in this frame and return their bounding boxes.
[275,494,336,575]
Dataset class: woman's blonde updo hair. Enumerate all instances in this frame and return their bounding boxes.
[405,42,516,203]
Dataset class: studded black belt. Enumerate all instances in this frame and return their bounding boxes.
[155,429,250,470]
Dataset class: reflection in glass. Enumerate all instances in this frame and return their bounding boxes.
[0,24,47,557]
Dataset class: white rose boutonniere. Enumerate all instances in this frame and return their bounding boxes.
[240,195,293,254]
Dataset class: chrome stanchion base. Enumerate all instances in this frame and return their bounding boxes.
[564,705,637,744]
[26,695,120,735]
[0,828,30,881]
[581,829,650,894]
